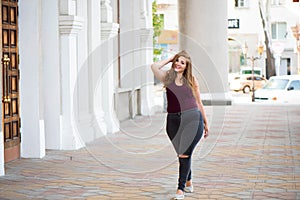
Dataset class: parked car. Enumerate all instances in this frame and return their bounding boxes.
[229,75,267,93]
[255,75,300,104]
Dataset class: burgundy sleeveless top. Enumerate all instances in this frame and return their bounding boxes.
[166,82,198,113]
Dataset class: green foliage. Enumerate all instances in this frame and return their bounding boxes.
[153,47,163,55]
[152,0,164,61]
[152,1,164,39]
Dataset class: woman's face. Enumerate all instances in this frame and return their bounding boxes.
[174,56,187,73]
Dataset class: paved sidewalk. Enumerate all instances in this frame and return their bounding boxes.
[0,105,300,200]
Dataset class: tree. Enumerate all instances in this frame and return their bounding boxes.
[258,0,276,79]
[152,0,164,62]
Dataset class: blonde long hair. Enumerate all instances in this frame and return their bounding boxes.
[164,50,195,92]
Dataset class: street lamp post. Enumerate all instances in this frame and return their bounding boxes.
[242,42,264,102]
[291,24,300,73]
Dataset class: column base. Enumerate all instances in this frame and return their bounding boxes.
[201,92,232,106]
[60,116,85,150]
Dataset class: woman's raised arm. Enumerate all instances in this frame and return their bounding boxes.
[151,56,174,82]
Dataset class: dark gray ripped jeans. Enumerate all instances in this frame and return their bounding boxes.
[166,108,204,191]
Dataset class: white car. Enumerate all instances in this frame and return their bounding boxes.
[255,75,300,104]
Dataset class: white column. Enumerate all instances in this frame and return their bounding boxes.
[59,1,85,149]
[140,0,155,115]
[101,23,120,133]
[119,0,136,89]
[73,0,106,143]
[274,54,281,75]
[100,0,120,133]
[272,42,285,76]
[85,0,108,137]
[178,0,231,105]
[19,0,45,158]
[41,0,61,149]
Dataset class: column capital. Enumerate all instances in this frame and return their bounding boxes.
[101,23,119,40]
[59,15,84,35]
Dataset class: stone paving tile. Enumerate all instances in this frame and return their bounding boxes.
[0,105,300,199]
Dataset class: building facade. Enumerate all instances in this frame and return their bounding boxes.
[0,0,154,175]
[0,0,231,176]
[228,0,300,77]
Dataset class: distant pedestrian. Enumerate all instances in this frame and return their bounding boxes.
[151,50,209,199]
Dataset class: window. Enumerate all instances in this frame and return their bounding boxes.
[271,22,287,40]
[235,0,249,8]
[240,54,246,65]
[289,80,300,90]
[255,77,263,81]
[264,79,289,89]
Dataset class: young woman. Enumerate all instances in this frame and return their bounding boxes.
[151,50,209,199]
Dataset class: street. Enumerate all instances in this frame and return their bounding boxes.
[0,104,299,199]
[230,91,253,104]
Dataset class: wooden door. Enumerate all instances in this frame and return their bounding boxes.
[1,0,20,162]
